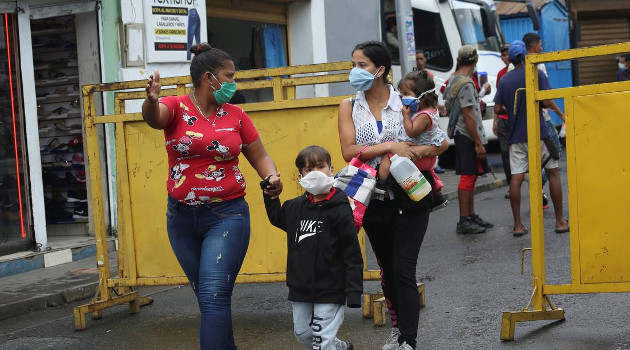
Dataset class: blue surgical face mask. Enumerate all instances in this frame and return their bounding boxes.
[401,96,420,115]
[401,87,436,115]
[349,66,382,91]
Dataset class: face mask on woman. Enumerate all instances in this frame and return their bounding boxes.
[299,171,335,195]
[349,66,383,91]
[210,72,237,104]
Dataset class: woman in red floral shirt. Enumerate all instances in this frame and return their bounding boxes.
[142,43,282,350]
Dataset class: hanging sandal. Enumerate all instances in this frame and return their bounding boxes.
[52,106,70,115]
[40,137,60,152]
[52,143,70,153]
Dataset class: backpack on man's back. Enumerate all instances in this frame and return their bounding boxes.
[444,76,474,139]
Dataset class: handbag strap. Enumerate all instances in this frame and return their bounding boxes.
[356,146,369,158]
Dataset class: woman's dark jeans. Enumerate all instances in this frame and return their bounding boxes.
[166,196,250,350]
[363,197,430,349]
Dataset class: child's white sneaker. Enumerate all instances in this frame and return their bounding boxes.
[381,327,401,350]
[397,341,413,350]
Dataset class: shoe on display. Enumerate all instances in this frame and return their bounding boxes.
[67,189,88,202]
[382,327,401,350]
[456,218,486,234]
[39,124,53,133]
[54,121,73,131]
[72,153,84,165]
[54,155,72,168]
[72,204,88,219]
[52,143,70,153]
[68,135,83,148]
[51,106,70,115]
[40,137,60,153]
[469,214,494,228]
[75,170,86,184]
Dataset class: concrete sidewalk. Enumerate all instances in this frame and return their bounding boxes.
[0,169,506,321]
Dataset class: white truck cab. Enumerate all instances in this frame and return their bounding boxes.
[383,0,506,145]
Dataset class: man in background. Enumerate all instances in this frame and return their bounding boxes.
[494,40,570,236]
[493,44,511,198]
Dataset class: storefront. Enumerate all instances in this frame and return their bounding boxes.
[0,0,105,257]
[568,0,630,84]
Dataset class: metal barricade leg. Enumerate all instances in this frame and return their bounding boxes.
[366,283,425,326]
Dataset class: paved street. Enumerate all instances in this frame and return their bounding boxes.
[1,163,630,350]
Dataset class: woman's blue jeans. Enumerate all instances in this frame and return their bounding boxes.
[166,196,250,350]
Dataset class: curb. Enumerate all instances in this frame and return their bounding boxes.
[0,240,116,279]
[0,282,97,321]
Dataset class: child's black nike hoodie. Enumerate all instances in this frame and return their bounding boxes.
[264,188,363,307]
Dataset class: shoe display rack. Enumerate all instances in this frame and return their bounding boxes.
[31,15,88,225]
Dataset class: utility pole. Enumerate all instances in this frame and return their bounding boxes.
[395,0,416,75]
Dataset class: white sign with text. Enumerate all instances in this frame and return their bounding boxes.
[144,0,207,63]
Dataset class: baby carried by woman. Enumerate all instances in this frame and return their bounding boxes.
[378,70,449,211]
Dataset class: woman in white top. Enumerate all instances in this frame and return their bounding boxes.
[337,41,448,350]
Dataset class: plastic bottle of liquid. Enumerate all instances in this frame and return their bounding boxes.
[389,154,432,202]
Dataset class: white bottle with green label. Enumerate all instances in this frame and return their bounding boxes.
[389,154,432,202]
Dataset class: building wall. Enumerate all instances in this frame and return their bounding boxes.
[119,0,208,112]
[324,0,380,97]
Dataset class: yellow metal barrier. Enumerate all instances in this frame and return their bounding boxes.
[501,42,630,340]
[73,61,385,330]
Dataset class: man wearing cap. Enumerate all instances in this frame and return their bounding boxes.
[493,43,511,198]
[445,45,493,234]
[493,40,570,236]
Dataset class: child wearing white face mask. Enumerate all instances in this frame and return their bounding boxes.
[377,70,448,211]
[263,145,363,350]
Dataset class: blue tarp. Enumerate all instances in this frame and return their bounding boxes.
[500,0,572,125]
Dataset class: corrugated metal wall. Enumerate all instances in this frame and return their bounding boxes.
[500,16,536,43]
[577,19,630,85]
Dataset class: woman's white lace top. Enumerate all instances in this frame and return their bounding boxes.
[351,85,403,168]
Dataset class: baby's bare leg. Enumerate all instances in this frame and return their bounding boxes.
[378,155,391,180]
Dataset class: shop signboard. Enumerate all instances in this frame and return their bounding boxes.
[144,0,207,63]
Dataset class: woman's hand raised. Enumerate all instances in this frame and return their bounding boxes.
[146,70,162,102]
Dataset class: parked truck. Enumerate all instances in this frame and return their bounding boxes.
[382,0,537,145]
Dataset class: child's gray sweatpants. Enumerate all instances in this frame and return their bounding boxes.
[291,302,349,350]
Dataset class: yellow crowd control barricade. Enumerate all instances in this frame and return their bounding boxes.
[73,62,393,330]
[501,42,630,341]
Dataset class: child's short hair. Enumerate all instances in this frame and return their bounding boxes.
[401,70,438,108]
[295,145,332,171]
